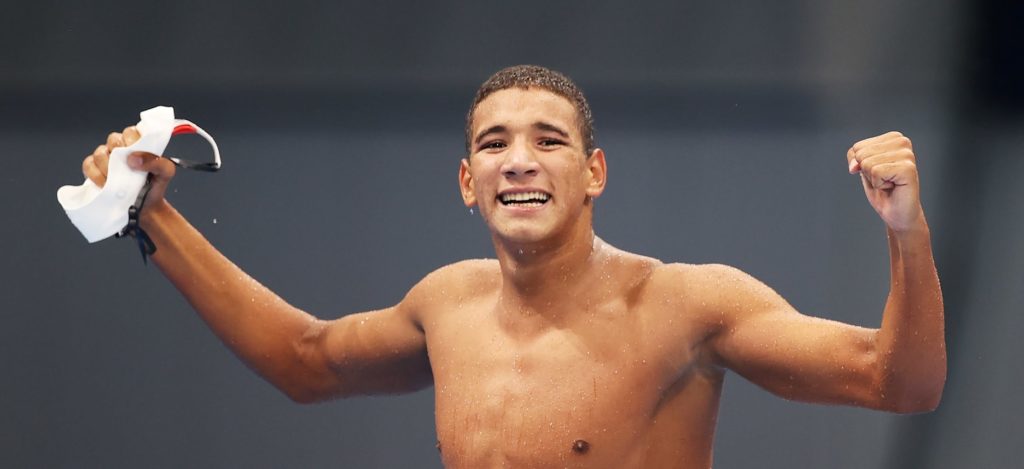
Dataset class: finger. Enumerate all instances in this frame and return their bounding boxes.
[860,172,873,191]
[127,152,177,209]
[847,147,861,173]
[106,132,125,149]
[92,144,110,177]
[864,161,918,191]
[126,151,172,175]
[858,136,913,160]
[857,148,916,175]
[122,126,141,146]
[82,155,107,187]
[849,132,913,173]
[127,152,177,183]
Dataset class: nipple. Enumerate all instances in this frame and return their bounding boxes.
[572,439,590,454]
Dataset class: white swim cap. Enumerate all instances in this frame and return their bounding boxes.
[57,106,221,243]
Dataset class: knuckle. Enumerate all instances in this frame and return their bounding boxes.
[106,132,122,146]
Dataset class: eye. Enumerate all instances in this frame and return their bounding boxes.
[479,140,506,151]
[539,138,565,147]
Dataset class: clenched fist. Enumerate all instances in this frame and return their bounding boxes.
[82,126,178,212]
[846,131,926,233]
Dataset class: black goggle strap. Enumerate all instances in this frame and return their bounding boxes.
[117,122,221,264]
[115,175,156,265]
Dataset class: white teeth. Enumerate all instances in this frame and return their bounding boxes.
[500,191,551,203]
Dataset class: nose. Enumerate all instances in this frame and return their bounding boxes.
[500,140,540,179]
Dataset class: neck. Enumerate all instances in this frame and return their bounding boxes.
[491,222,602,314]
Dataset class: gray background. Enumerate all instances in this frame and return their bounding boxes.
[2,0,1021,467]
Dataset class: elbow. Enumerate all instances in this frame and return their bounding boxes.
[887,388,944,414]
[868,339,947,414]
[284,386,321,405]
[875,371,947,414]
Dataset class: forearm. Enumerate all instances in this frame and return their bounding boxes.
[874,221,946,411]
[139,199,322,399]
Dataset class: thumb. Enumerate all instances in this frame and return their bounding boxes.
[127,152,177,208]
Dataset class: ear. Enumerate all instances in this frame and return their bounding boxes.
[585,148,607,198]
[459,158,477,207]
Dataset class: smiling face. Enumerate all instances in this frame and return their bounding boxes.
[460,87,607,247]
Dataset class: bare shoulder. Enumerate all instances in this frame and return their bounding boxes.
[400,259,501,317]
[646,262,739,296]
[644,262,788,331]
[648,262,775,301]
[431,258,500,286]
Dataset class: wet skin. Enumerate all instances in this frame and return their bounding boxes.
[421,245,726,468]
[82,86,944,469]
[410,88,726,467]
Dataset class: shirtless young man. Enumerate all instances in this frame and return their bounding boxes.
[80,65,945,468]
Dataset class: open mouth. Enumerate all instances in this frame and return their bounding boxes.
[498,191,551,208]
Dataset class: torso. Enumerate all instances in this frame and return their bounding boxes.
[420,248,727,468]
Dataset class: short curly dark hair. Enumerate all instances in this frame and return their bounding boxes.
[465,65,595,155]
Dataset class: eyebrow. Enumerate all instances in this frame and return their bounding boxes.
[474,125,507,146]
[532,122,570,139]
[473,121,571,146]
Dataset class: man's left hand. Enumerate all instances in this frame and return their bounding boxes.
[847,131,926,233]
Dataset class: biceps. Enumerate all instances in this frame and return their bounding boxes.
[305,306,432,397]
[713,312,881,407]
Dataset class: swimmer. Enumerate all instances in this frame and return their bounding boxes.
[79,65,945,468]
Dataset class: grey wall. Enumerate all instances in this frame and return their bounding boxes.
[2,1,1020,467]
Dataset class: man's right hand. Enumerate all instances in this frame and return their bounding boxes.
[81,126,178,212]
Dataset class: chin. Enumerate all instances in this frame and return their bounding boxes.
[496,228,547,245]
[490,221,555,245]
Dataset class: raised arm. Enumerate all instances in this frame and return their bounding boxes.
[703,132,945,413]
[81,128,432,403]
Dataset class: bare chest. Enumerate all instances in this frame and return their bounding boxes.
[425,302,703,468]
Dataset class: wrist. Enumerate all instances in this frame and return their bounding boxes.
[889,217,929,237]
[139,199,173,232]
[887,221,932,255]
